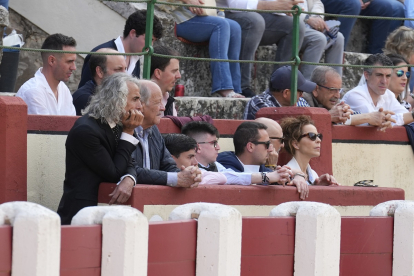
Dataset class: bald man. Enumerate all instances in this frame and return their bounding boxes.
[255,117,284,169]
[73,48,127,115]
[255,117,309,198]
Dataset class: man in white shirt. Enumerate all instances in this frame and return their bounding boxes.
[216,0,305,97]
[343,53,414,127]
[16,33,77,115]
[78,10,164,88]
[182,121,308,199]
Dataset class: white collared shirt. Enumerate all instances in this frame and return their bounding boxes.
[343,83,408,126]
[286,157,318,185]
[16,68,76,116]
[114,36,142,78]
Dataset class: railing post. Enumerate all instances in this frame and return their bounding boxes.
[290,6,302,106]
[143,0,156,79]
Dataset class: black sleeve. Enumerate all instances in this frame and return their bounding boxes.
[78,54,92,89]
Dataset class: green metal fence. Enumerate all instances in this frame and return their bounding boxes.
[1,0,412,105]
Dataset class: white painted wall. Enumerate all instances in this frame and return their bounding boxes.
[10,0,126,55]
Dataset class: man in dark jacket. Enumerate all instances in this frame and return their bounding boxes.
[217,121,274,173]
[132,80,201,187]
[78,10,164,88]
[57,73,144,224]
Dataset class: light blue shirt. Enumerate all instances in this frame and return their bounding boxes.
[405,0,414,29]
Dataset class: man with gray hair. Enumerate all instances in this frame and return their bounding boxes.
[132,80,201,188]
[72,48,126,115]
[343,54,414,129]
[57,73,144,225]
[301,65,397,130]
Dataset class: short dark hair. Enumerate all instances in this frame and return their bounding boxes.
[364,53,393,74]
[150,46,180,77]
[89,55,107,78]
[41,33,76,60]
[234,122,267,156]
[123,10,163,39]
[163,133,198,158]
[181,121,219,140]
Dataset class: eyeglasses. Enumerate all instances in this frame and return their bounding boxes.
[317,84,343,94]
[198,140,219,148]
[298,132,323,141]
[396,70,411,78]
[251,140,273,149]
[269,136,285,144]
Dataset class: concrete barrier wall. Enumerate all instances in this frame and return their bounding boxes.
[0,201,404,276]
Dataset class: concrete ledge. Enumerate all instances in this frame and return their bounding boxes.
[98,184,405,212]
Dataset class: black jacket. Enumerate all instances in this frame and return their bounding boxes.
[78,39,140,88]
[72,80,96,115]
[57,115,137,224]
[132,125,179,185]
[217,151,271,172]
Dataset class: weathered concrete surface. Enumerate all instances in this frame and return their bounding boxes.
[175,96,249,119]
[0,6,9,62]
[8,8,83,93]
[9,2,371,96]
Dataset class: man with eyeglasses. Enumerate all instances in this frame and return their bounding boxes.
[300,65,399,130]
[244,66,316,120]
[343,54,414,129]
[181,122,308,198]
[131,80,201,188]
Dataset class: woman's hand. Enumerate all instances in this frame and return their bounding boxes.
[314,174,340,186]
[183,0,205,15]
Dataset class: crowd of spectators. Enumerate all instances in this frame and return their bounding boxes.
[7,2,414,224]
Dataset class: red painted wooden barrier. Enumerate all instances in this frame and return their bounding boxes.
[0,226,11,276]
[241,217,295,276]
[148,220,197,276]
[60,225,102,276]
[98,183,405,212]
[340,217,394,276]
[0,97,27,203]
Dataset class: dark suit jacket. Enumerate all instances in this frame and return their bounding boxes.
[57,115,137,225]
[78,39,141,88]
[132,125,179,185]
[72,80,96,115]
[217,151,271,172]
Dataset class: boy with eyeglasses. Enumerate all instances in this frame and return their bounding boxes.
[181,121,309,199]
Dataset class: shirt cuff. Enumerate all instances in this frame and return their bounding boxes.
[167,172,178,187]
[120,132,139,146]
[117,174,137,186]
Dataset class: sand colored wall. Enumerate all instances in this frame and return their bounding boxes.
[332,143,414,199]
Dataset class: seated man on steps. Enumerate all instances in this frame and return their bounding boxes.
[78,10,164,88]
[72,48,126,115]
[150,46,180,116]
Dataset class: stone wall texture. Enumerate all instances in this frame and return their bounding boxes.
[9,1,371,96]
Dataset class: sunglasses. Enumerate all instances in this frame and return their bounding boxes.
[251,140,273,149]
[198,140,219,148]
[269,136,285,144]
[298,132,323,141]
[396,70,411,78]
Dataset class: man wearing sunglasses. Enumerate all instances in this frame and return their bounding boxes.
[343,54,414,128]
[300,66,395,130]
[244,66,316,120]
[181,122,307,195]
[131,80,201,188]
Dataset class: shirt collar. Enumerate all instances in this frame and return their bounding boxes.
[362,83,386,108]
[114,35,141,76]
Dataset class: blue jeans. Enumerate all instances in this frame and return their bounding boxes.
[176,16,242,94]
[321,0,404,53]
[0,0,8,9]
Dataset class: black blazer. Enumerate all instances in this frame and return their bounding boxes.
[57,115,137,225]
[78,39,141,88]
